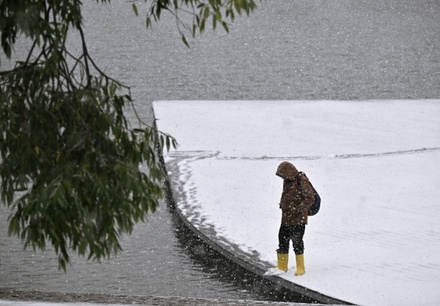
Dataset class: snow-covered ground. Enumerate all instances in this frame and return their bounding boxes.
[154,100,440,306]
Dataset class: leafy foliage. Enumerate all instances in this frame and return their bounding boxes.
[141,0,257,46]
[0,0,257,271]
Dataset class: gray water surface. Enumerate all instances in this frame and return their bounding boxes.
[1,0,439,301]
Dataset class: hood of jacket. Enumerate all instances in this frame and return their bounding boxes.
[276,161,299,181]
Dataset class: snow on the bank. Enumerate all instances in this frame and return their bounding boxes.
[154,100,440,306]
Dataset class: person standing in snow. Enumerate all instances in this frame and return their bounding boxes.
[274,161,314,276]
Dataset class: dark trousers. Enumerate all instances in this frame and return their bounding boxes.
[277,224,305,255]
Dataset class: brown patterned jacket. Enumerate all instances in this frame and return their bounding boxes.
[276,161,314,225]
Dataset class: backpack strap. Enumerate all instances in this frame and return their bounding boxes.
[297,172,313,199]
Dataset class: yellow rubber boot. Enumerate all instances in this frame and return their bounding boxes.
[276,253,289,272]
[294,254,305,276]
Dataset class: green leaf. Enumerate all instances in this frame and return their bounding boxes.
[166,135,171,152]
[212,13,217,30]
[204,6,210,19]
[182,34,189,47]
[222,21,229,33]
[132,4,139,17]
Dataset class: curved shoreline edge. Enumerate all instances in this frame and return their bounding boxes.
[154,124,352,305]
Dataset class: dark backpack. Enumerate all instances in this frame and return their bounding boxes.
[298,172,321,216]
